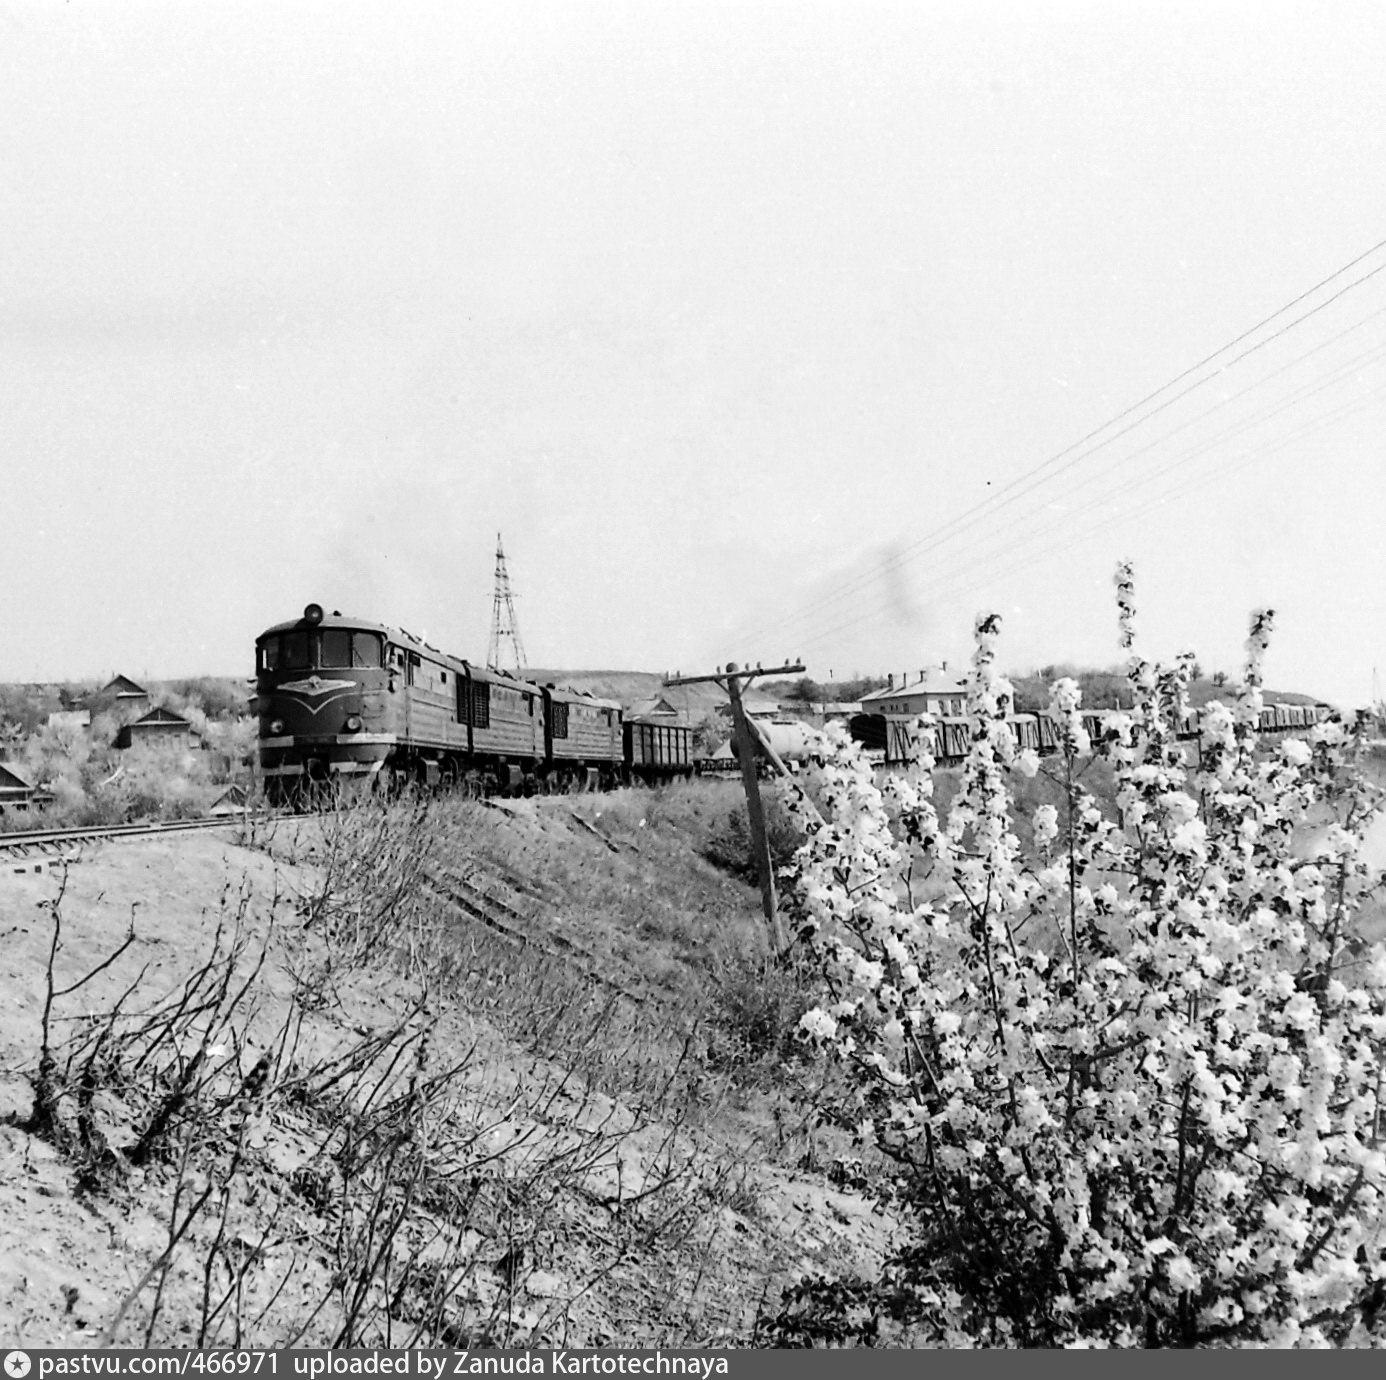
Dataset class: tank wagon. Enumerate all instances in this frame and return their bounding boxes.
[255,604,692,801]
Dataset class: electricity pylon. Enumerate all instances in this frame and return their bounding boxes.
[486,533,528,674]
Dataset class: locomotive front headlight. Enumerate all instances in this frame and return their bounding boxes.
[270,719,285,735]
[344,715,363,732]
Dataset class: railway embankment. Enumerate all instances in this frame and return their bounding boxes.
[0,784,894,1347]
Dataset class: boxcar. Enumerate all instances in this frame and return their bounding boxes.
[848,713,888,756]
[936,717,971,763]
[883,715,921,765]
[1009,713,1042,754]
[624,717,694,782]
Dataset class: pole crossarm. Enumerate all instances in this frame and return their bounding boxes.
[663,663,804,689]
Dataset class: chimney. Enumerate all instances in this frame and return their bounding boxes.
[941,660,948,673]
[887,673,894,689]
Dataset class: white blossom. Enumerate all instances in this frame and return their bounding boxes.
[782,566,1386,1346]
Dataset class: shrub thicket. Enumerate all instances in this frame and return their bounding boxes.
[703,789,805,887]
[1,679,255,829]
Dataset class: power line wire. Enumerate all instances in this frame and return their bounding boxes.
[790,377,1386,662]
[849,332,1386,604]
[756,305,1386,654]
[734,237,1386,649]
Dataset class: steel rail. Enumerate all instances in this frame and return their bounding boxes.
[0,814,248,861]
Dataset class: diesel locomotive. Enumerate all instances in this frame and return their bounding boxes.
[255,604,692,801]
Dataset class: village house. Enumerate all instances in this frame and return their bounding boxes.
[626,693,686,722]
[0,760,40,813]
[776,699,862,724]
[113,705,198,750]
[714,693,781,722]
[209,784,249,816]
[47,709,92,731]
[89,675,152,726]
[859,666,968,719]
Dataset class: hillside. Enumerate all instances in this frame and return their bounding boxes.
[0,785,896,1348]
[1007,670,1332,713]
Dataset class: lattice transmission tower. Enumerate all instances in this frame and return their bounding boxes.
[486,533,529,674]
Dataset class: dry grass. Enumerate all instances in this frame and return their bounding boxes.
[1,784,891,1348]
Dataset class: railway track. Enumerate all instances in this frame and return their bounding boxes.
[0,815,246,865]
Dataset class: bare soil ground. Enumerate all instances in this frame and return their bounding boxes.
[0,791,897,1348]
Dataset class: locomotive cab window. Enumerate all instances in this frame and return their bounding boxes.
[320,630,351,668]
[278,631,310,671]
[318,629,384,669]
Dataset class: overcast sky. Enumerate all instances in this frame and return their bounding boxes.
[4,1,1384,706]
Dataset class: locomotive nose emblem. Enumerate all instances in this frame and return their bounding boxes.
[279,676,356,697]
[276,676,358,717]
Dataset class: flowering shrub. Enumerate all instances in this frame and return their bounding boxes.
[788,564,1386,1346]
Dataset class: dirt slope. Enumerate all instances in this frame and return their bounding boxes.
[0,802,896,1348]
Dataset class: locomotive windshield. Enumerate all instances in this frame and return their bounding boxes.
[258,629,383,673]
[320,629,383,668]
[261,630,310,672]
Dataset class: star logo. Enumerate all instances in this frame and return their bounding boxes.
[5,1352,32,1379]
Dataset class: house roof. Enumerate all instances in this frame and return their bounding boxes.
[0,761,34,792]
[627,695,682,719]
[99,675,149,699]
[860,670,966,705]
[210,784,249,814]
[131,706,192,727]
[47,709,91,729]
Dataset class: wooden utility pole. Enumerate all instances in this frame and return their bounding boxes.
[665,660,804,951]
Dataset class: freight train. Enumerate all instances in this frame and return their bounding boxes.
[850,701,1333,768]
[255,604,693,802]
